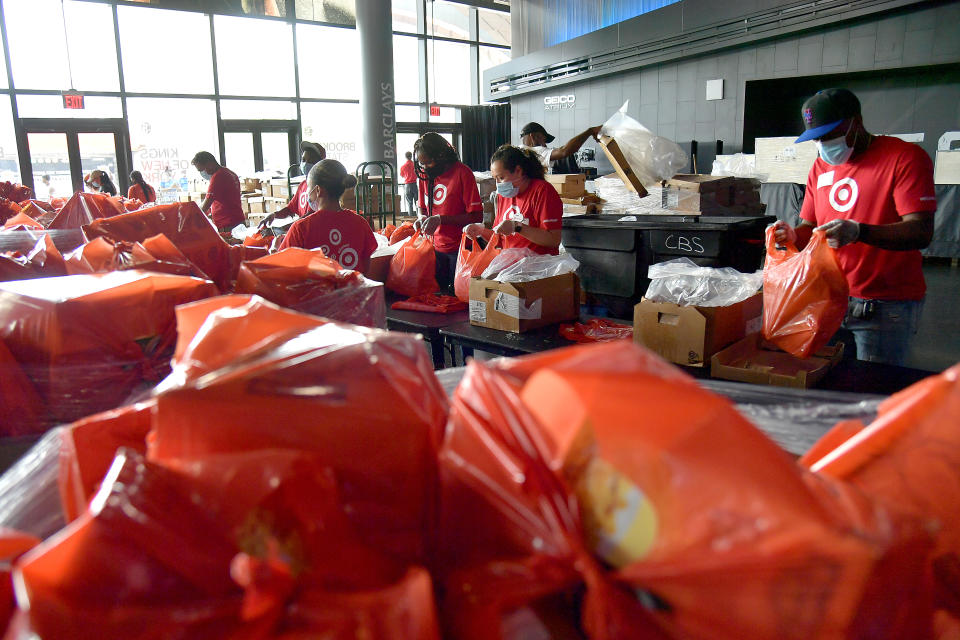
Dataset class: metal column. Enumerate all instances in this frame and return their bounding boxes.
[356,2,397,171]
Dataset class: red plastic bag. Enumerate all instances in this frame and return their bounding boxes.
[391,294,467,314]
[0,271,217,429]
[762,226,848,358]
[0,182,33,205]
[0,234,66,283]
[0,528,39,635]
[47,192,125,230]
[378,224,397,238]
[2,212,42,230]
[454,234,501,302]
[802,363,960,621]
[243,230,273,248]
[235,248,386,328]
[387,232,437,297]
[438,341,934,640]
[559,318,633,343]
[389,221,415,245]
[151,296,448,567]
[0,337,44,436]
[0,199,21,225]
[83,202,235,290]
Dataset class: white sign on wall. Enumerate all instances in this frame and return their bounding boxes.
[544,94,576,111]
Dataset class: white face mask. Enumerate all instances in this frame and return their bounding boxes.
[307,186,320,212]
[816,125,858,166]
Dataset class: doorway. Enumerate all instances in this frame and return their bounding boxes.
[221,120,299,177]
[20,119,130,200]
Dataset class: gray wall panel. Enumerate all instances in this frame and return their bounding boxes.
[618,3,683,47]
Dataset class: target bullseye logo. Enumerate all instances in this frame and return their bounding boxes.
[432,184,448,205]
[506,205,523,222]
[829,177,859,212]
[329,228,343,245]
[339,247,359,269]
[299,190,309,211]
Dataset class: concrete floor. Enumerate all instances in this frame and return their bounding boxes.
[905,261,960,373]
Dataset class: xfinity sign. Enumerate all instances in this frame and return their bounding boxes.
[544,94,576,111]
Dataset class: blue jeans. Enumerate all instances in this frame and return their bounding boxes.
[842,298,923,366]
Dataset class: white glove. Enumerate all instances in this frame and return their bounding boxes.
[462,223,485,239]
[494,219,520,236]
[420,215,442,236]
[817,218,860,248]
[769,220,796,246]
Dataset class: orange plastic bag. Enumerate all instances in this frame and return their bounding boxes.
[438,341,934,640]
[378,224,397,238]
[150,295,448,567]
[802,363,960,621]
[0,234,66,283]
[47,192,125,230]
[762,226,848,358]
[454,234,501,302]
[235,248,386,327]
[559,318,633,343]
[387,232,437,297]
[243,230,273,248]
[389,221,415,245]
[84,202,235,290]
[0,337,44,436]
[2,212,42,230]
[0,271,217,428]
[0,528,39,635]
[390,294,466,314]
[0,182,33,205]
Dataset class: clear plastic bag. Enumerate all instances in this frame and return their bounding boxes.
[479,248,538,280]
[600,100,688,186]
[0,429,65,540]
[711,153,768,181]
[645,258,763,307]
[494,253,580,283]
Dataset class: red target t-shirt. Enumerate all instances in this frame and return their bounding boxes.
[288,180,310,217]
[493,179,563,256]
[417,161,482,253]
[799,135,936,300]
[278,208,378,273]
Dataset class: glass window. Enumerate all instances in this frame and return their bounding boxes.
[427,0,470,40]
[478,8,510,46]
[215,15,296,98]
[393,35,420,103]
[6,0,119,91]
[27,134,71,198]
[261,132,292,175]
[395,105,422,122]
[127,98,219,196]
[427,40,471,105]
[220,100,297,120]
[428,106,458,123]
[17,95,123,119]
[0,101,20,183]
[393,0,418,34]
[479,46,511,83]
[224,132,256,178]
[118,5,215,94]
[301,102,362,174]
[78,133,119,193]
[296,24,359,99]
[296,0,356,25]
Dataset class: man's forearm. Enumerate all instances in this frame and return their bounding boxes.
[859,217,934,251]
[553,128,596,161]
[437,211,483,227]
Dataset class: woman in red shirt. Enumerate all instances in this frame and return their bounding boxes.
[464,144,562,255]
[127,171,156,203]
[279,159,378,274]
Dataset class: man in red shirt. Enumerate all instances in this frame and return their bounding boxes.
[260,141,326,227]
[399,151,417,215]
[773,88,936,365]
[191,151,244,231]
[413,133,482,293]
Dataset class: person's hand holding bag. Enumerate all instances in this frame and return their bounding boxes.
[817,218,860,248]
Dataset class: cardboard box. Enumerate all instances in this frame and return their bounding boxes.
[241,198,251,214]
[271,180,291,199]
[178,194,191,203]
[242,178,261,192]
[264,197,286,214]
[710,333,844,388]
[754,137,818,184]
[248,197,266,214]
[935,150,960,184]
[598,135,649,197]
[469,273,580,333]
[633,293,763,366]
[366,253,391,283]
[476,175,496,200]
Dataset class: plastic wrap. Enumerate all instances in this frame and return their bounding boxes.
[802,363,960,622]
[644,258,763,307]
[0,430,65,540]
[0,271,218,430]
[454,235,501,302]
[762,227,849,358]
[14,447,441,639]
[235,248,386,328]
[559,318,633,343]
[0,183,33,205]
[0,229,84,255]
[492,252,579,283]
[0,199,20,226]
[47,192,125,230]
[0,235,66,283]
[479,248,538,280]
[2,212,42,231]
[437,341,934,640]
[387,232,437,297]
[83,202,235,291]
[600,101,688,187]
[150,294,448,567]
[391,294,467,314]
[711,153,767,180]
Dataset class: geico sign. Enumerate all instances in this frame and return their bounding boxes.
[544,95,575,110]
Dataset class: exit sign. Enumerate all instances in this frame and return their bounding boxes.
[62,93,84,110]
[429,105,440,117]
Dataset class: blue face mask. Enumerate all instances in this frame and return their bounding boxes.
[300,161,314,176]
[817,126,857,165]
[199,170,212,180]
[496,180,519,198]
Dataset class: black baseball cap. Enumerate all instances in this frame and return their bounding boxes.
[300,141,326,160]
[795,88,861,143]
[520,122,555,144]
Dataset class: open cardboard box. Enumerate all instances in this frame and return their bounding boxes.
[469,272,580,333]
[598,135,648,197]
[633,293,762,366]
[710,332,844,388]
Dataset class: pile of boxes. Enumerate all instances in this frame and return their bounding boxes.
[239,177,298,217]
[545,173,587,199]
[659,175,765,216]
